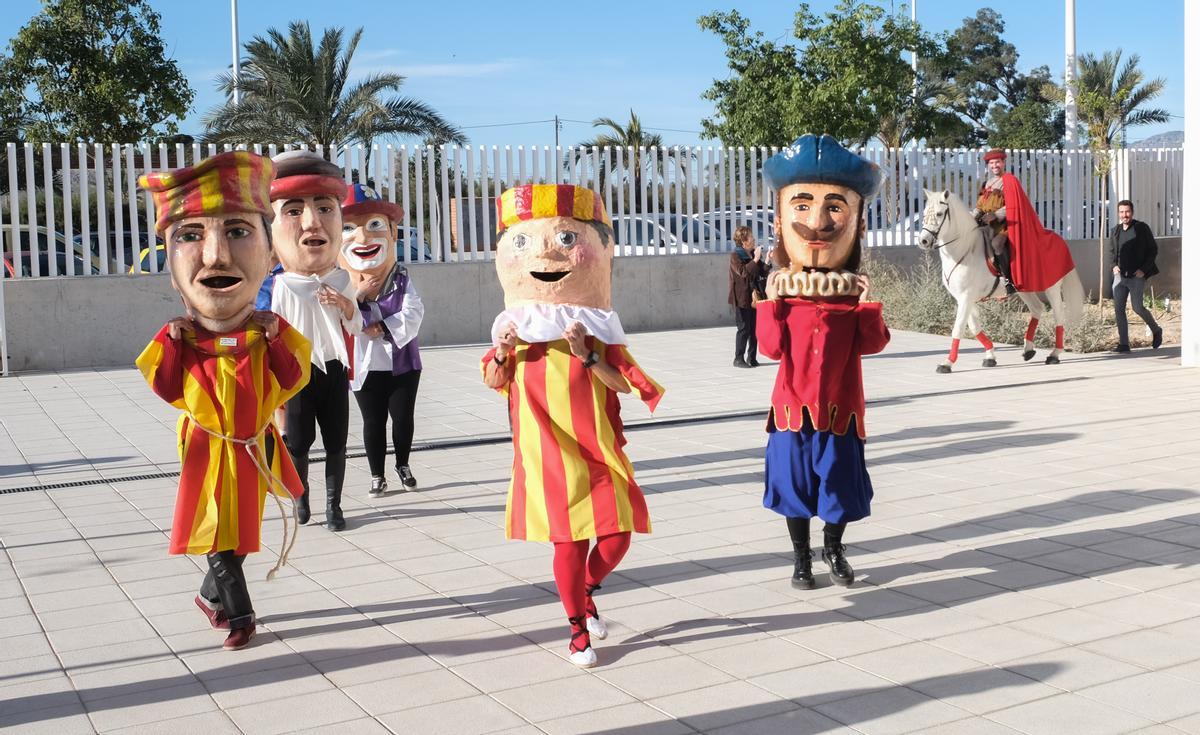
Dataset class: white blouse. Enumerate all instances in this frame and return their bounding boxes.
[271,267,364,371]
[490,303,628,347]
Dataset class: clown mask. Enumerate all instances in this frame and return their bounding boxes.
[340,213,395,288]
[496,216,613,310]
[775,182,863,271]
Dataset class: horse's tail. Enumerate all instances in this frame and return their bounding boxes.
[1062,269,1085,325]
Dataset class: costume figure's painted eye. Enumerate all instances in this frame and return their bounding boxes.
[513,233,528,250]
[367,217,388,232]
[555,231,577,248]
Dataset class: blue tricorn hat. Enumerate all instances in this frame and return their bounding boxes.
[762,134,882,200]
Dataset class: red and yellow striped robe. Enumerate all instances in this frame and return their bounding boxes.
[482,337,664,542]
[136,320,311,555]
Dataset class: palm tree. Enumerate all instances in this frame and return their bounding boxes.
[1069,50,1170,292]
[1073,49,1169,147]
[203,21,465,158]
[577,110,673,207]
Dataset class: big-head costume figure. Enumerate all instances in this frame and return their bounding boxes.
[136,151,312,652]
[262,151,362,532]
[481,184,664,668]
[339,183,424,496]
[758,134,891,590]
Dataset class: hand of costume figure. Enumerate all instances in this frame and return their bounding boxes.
[250,310,280,340]
[1112,265,1121,274]
[362,323,384,339]
[317,284,354,319]
[980,213,997,226]
[858,273,873,302]
[166,316,195,341]
[359,273,385,297]
[1135,269,1145,278]
[765,270,781,301]
[495,321,518,360]
[563,321,589,359]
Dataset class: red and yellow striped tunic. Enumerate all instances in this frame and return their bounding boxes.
[136,320,311,555]
[482,338,664,542]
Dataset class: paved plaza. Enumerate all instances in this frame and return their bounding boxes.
[1,326,1199,734]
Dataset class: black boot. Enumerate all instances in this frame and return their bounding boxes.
[786,517,815,589]
[821,523,855,586]
[325,452,346,532]
[292,453,311,525]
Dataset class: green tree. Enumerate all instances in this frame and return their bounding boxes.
[988,100,1063,149]
[0,0,193,141]
[1071,49,1169,148]
[924,8,1060,147]
[699,2,942,147]
[1060,49,1169,296]
[203,21,465,152]
[577,110,670,206]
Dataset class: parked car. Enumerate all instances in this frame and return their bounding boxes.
[653,214,726,251]
[75,231,159,271]
[3,227,107,277]
[130,243,168,274]
[698,210,775,250]
[611,215,699,255]
[397,226,435,262]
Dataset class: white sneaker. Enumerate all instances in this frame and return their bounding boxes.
[569,646,598,668]
[587,616,608,640]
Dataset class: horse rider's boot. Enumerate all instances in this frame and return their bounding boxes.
[325,452,347,532]
[993,233,1016,295]
[291,453,311,525]
[822,523,855,587]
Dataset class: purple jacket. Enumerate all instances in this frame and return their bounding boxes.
[358,265,423,377]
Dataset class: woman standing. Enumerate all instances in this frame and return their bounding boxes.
[339,184,424,495]
[729,226,764,367]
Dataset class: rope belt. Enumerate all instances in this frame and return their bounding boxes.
[185,415,299,581]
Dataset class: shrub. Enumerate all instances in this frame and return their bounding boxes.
[863,249,1138,353]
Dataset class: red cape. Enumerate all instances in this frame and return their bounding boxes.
[1002,173,1075,292]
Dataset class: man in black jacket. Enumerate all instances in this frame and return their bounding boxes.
[1109,200,1162,352]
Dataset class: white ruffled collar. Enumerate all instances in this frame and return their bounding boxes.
[491,303,627,346]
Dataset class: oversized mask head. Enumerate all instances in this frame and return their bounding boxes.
[139,151,276,332]
[338,184,402,297]
[762,134,881,273]
[494,185,614,310]
[268,150,348,276]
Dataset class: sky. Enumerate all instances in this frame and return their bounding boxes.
[0,0,1185,148]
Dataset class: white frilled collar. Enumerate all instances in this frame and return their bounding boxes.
[490,303,628,347]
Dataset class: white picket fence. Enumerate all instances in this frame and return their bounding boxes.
[0,142,1184,278]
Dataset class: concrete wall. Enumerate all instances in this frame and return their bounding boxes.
[1,239,1182,372]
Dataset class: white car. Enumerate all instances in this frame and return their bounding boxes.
[610,216,699,255]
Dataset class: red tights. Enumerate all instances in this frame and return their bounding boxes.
[552,532,631,648]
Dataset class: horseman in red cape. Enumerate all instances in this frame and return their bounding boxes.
[973,148,1075,294]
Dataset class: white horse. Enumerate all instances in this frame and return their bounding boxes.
[917,189,1084,373]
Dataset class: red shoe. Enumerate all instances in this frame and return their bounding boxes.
[223,625,256,651]
[195,595,229,630]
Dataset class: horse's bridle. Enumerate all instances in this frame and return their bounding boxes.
[920,203,956,249]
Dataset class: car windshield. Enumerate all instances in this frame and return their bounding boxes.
[658,217,719,243]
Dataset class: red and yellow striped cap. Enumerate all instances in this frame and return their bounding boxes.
[496,184,610,234]
[139,151,275,235]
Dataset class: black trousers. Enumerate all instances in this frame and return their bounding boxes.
[353,369,422,475]
[285,360,350,459]
[199,551,253,630]
[735,307,758,360]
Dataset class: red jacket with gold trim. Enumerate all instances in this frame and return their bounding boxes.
[755,296,890,439]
